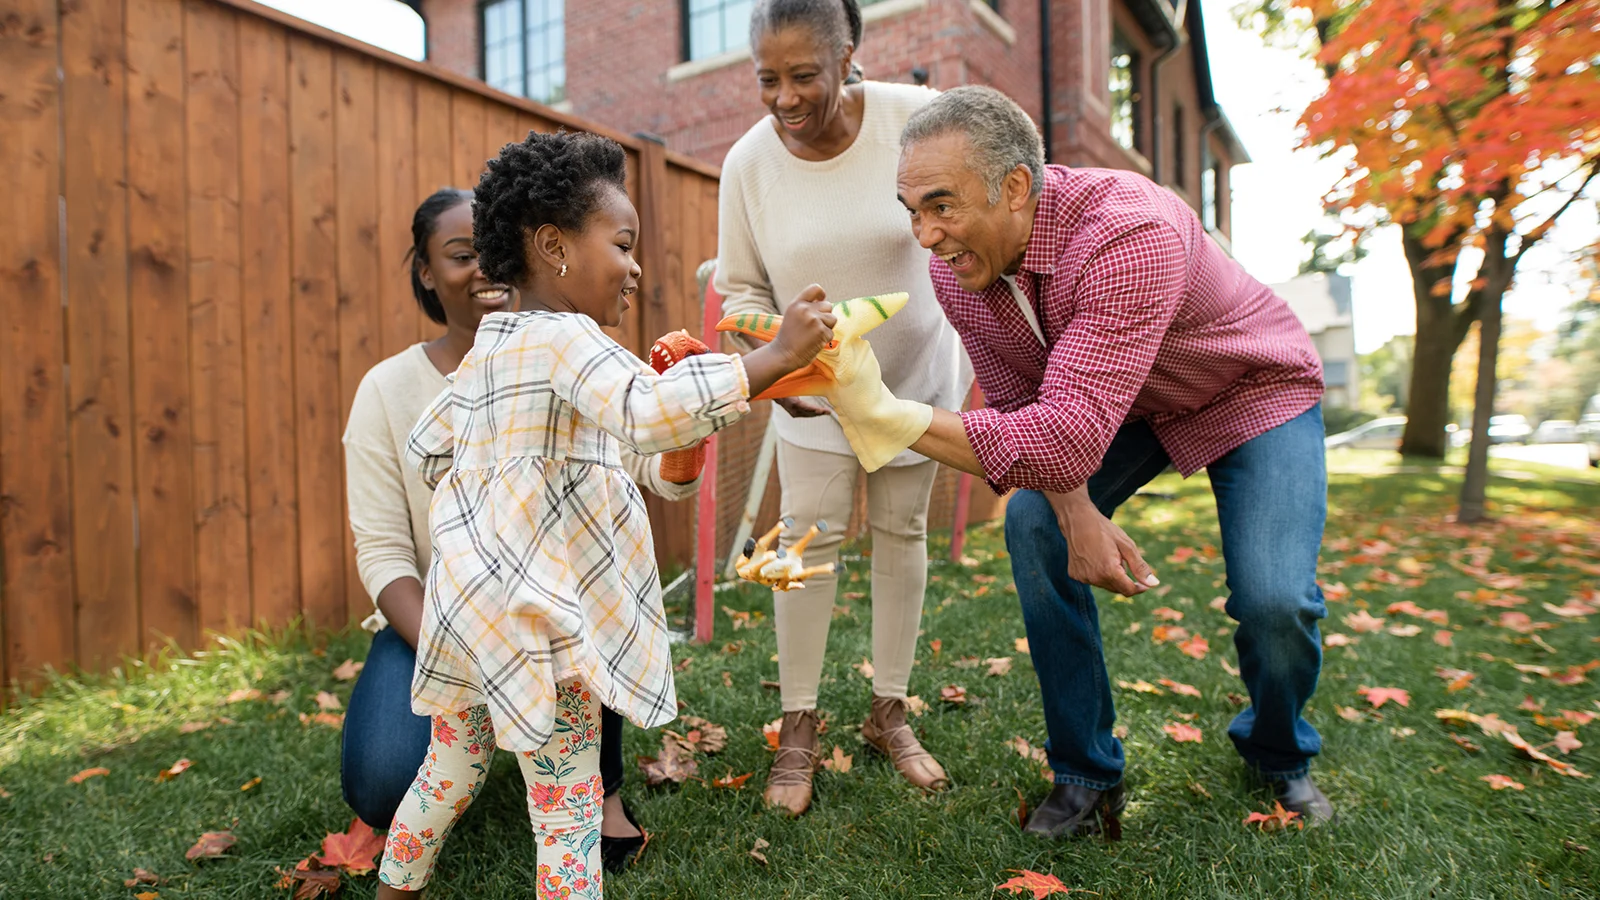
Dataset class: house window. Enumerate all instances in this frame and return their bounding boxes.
[1323,360,1350,387]
[1109,29,1142,153]
[1172,104,1185,188]
[685,0,754,61]
[1201,160,1219,230]
[482,0,566,105]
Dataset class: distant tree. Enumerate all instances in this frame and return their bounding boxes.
[1358,334,1413,412]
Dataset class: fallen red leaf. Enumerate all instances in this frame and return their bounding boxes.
[1433,630,1454,647]
[710,772,753,789]
[1158,678,1201,697]
[1243,801,1303,831]
[995,868,1078,898]
[1357,686,1410,708]
[1151,624,1190,644]
[1178,634,1209,660]
[1163,722,1203,743]
[1343,610,1385,633]
[318,817,384,875]
[185,830,236,862]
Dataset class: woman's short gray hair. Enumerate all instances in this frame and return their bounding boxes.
[902,86,1045,204]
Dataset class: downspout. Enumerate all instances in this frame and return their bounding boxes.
[1148,0,1187,183]
[1039,0,1053,161]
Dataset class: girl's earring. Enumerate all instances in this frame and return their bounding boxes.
[558,263,568,277]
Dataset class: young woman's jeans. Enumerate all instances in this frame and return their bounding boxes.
[341,625,626,827]
[1005,406,1328,789]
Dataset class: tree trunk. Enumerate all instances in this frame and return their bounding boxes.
[1458,226,1516,523]
[1458,291,1501,522]
[1398,230,1475,458]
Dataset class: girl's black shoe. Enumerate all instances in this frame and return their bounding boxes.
[600,798,648,873]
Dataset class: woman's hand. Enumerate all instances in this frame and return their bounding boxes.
[775,397,831,418]
[1046,488,1158,597]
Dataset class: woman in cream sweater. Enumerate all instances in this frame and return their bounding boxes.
[341,188,694,871]
[716,0,966,816]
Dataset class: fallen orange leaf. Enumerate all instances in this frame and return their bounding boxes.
[821,745,853,773]
[1177,634,1209,660]
[1433,630,1454,647]
[1343,610,1385,633]
[1163,721,1203,743]
[710,771,753,789]
[1158,678,1201,697]
[1357,685,1410,708]
[155,759,192,782]
[995,868,1078,898]
[318,816,385,875]
[1015,637,1031,654]
[125,868,162,887]
[1480,774,1524,791]
[1243,801,1303,831]
[69,767,110,785]
[224,688,262,704]
[240,777,263,792]
[1152,606,1184,621]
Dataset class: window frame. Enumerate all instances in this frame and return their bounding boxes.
[479,0,567,106]
[681,0,755,63]
[1109,27,1144,155]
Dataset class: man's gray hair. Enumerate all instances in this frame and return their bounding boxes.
[901,85,1045,204]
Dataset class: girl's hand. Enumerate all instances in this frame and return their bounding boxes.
[770,285,836,372]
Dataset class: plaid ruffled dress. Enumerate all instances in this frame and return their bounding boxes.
[405,311,750,751]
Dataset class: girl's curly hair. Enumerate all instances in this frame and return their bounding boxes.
[472,131,629,286]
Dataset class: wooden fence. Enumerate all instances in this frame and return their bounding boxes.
[0,0,737,685]
[0,0,1000,687]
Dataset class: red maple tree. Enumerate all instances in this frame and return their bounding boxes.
[1246,0,1600,485]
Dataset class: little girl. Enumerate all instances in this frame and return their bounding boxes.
[375,131,834,899]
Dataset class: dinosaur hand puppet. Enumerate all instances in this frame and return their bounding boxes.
[734,517,837,592]
[717,292,933,472]
[647,329,712,484]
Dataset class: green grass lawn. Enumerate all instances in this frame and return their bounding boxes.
[4,468,1598,899]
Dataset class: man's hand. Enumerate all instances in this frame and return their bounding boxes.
[1045,488,1159,596]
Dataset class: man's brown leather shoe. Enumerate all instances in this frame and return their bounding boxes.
[1022,782,1126,840]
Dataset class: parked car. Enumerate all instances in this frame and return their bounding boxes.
[1325,416,1407,450]
[1530,419,1578,444]
[1487,414,1532,444]
[1579,395,1600,467]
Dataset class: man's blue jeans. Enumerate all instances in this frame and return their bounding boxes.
[1005,405,1327,789]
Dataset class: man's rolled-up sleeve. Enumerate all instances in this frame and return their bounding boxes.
[959,222,1186,494]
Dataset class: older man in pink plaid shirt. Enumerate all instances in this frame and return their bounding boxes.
[859,86,1336,836]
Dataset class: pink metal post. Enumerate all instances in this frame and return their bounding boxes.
[948,383,982,562]
[694,271,722,643]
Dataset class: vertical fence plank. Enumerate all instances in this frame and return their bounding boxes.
[450,91,487,200]
[414,81,453,342]
[334,50,381,624]
[186,0,252,634]
[237,15,300,627]
[375,67,417,360]
[62,0,138,668]
[287,34,345,629]
[127,0,199,651]
[484,101,519,170]
[0,0,75,684]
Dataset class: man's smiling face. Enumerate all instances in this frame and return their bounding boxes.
[896,131,1033,293]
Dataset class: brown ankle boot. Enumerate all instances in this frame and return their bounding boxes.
[763,709,820,816]
[860,695,949,791]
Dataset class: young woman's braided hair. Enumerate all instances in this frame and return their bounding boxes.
[472,131,628,287]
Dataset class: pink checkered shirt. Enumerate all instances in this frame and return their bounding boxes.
[931,165,1325,495]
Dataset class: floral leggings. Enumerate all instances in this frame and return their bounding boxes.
[378,679,604,898]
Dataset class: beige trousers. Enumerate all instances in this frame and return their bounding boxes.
[773,439,938,711]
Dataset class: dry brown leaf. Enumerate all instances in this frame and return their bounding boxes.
[178,722,211,735]
[853,657,875,679]
[639,736,699,785]
[985,657,1014,677]
[821,745,853,773]
[940,685,968,704]
[677,716,728,754]
[903,695,929,717]
[314,691,342,711]
[332,659,364,681]
[749,837,770,865]
[185,830,236,862]
[125,868,163,887]
[224,688,262,704]
[722,671,733,688]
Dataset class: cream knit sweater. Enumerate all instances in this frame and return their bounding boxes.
[343,342,699,632]
[715,81,966,466]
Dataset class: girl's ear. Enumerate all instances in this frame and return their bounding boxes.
[529,223,566,274]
